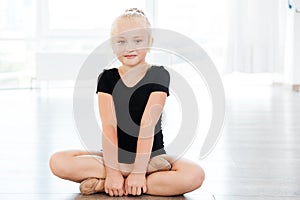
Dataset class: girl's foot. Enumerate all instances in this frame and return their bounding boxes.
[79,177,105,195]
[147,155,172,174]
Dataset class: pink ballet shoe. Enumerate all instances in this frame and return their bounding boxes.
[79,177,105,195]
[147,156,172,174]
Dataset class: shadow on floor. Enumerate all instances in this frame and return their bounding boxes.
[73,193,190,200]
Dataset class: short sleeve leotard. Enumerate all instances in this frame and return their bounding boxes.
[96,65,170,164]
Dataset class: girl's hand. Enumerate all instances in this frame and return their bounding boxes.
[105,171,125,196]
[125,173,147,196]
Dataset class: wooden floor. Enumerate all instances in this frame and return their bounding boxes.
[0,80,300,199]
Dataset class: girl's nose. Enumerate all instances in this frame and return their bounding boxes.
[125,42,135,52]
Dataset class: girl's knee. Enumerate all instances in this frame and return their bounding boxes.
[193,165,205,188]
[181,164,205,192]
[49,151,72,179]
[49,152,62,176]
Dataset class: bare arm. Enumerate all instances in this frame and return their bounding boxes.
[98,92,126,196]
[125,91,167,195]
[133,91,168,174]
[98,92,119,174]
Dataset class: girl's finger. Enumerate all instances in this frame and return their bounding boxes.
[142,185,147,193]
[108,189,114,197]
[124,184,128,195]
[124,181,128,194]
[127,185,132,195]
[136,187,142,196]
[131,186,137,196]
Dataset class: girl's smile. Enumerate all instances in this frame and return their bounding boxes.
[124,54,137,59]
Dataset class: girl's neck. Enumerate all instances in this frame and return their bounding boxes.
[118,62,151,87]
[119,62,150,76]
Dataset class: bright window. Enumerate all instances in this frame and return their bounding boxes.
[156,0,228,42]
[0,0,36,38]
[156,0,229,70]
[0,0,229,88]
[45,0,146,36]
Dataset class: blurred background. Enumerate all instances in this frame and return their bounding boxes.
[0,0,299,89]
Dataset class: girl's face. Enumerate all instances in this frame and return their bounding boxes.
[111,17,151,67]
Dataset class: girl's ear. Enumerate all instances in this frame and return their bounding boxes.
[148,37,154,52]
[150,37,154,46]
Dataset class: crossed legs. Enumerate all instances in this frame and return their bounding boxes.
[49,150,106,182]
[49,150,205,196]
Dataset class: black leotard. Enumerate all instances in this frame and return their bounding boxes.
[96,65,170,163]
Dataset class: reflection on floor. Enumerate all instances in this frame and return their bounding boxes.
[0,80,300,200]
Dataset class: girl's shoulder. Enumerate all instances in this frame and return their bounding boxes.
[97,68,119,94]
[151,65,168,71]
[97,68,119,84]
[100,68,118,76]
[150,65,169,73]
[149,65,170,77]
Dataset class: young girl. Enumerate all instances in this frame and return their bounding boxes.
[49,8,205,197]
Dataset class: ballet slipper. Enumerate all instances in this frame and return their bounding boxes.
[79,177,105,195]
[147,156,172,174]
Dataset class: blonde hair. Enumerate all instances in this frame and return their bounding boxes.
[111,8,152,36]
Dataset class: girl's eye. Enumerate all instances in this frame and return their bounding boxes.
[117,40,125,45]
[135,39,143,44]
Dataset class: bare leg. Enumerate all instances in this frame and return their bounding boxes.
[146,156,205,196]
[49,150,202,196]
[49,150,106,183]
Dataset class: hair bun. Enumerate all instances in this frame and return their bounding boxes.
[124,8,145,16]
